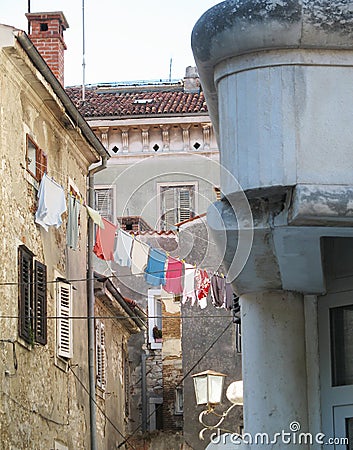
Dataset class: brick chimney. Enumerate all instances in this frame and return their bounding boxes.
[25,12,69,86]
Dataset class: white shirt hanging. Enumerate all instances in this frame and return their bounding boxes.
[35,173,66,231]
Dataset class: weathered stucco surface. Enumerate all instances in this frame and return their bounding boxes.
[0,30,99,449]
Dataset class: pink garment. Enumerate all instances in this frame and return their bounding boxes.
[93,218,116,261]
[164,257,184,294]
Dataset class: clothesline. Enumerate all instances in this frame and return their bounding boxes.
[94,218,234,310]
[34,174,234,311]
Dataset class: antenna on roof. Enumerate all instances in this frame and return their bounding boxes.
[82,0,86,102]
[27,0,31,33]
[169,57,173,82]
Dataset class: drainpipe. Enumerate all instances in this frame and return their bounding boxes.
[141,351,148,432]
[87,157,108,450]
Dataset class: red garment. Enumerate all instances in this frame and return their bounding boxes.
[164,257,184,294]
[195,269,211,300]
[93,218,116,261]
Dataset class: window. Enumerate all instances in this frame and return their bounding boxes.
[26,134,47,181]
[95,320,106,390]
[330,305,353,386]
[18,245,47,345]
[57,281,73,359]
[158,184,196,230]
[175,387,183,414]
[94,186,115,223]
[148,289,163,350]
[235,322,242,354]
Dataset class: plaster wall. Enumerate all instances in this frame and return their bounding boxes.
[94,153,220,228]
[94,301,132,449]
[0,38,95,449]
[179,218,242,450]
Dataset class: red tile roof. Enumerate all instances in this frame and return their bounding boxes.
[66,84,208,118]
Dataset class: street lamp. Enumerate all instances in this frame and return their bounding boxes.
[192,370,227,408]
[192,370,243,440]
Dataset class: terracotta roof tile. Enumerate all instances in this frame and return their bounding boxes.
[66,84,208,118]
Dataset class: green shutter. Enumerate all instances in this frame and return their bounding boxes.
[34,261,47,345]
[18,246,33,343]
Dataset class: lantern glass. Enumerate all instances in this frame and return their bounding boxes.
[208,374,225,405]
[192,370,227,406]
[193,374,208,405]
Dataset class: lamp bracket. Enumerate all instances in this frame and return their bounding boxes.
[198,403,237,440]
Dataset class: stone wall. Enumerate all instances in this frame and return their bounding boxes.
[0,31,98,449]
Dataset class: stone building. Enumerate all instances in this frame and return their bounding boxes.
[0,16,108,449]
[193,0,353,448]
[67,69,243,449]
[0,12,146,450]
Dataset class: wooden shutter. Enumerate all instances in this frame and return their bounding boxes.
[95,188,113,222]
[161,185,195,229]
[57,281,73,359]
[178,188,192,222]
[36,149,47,181]
[34,261,47,345]
[124,352,130,416]
[161,187,176,230]
[96,321,106,390]
[18,246,33,343]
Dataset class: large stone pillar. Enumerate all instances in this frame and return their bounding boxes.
[241,291,308,447]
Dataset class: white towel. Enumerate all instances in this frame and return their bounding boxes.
[182,263,196,305]
[114,229,133,267]
[35,174,66,231]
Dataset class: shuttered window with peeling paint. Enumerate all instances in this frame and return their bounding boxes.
[159,184,195,230]
[96,320,106,390]
[57,281,73,359]
[94,187,114,223]
[18,245,47,345]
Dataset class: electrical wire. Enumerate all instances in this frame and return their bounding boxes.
[118,320,234,447]
[0,265,220,287]
[117,402,164,448]
[69,364,136,450]
[0,314,232,320]
[176,320,233,387]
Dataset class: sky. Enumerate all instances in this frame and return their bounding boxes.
[1,0,221,87]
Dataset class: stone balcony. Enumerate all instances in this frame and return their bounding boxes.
[192,0,353,295]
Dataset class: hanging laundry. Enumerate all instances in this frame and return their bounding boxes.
[130,239,150,275]
[145,248,167,287]
[164,257,184,294]
[199,295,208,310]
[210,274,227,308]
[93,218,116,261]
[35,173,67,231]
[182,263,196,305]
[66,194,81,250]
[86,205,105,229]
[195,269,210,308]
[114,229,133,267]
[225,282,235,310]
